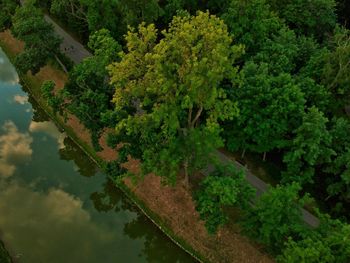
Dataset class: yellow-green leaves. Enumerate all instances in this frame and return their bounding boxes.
[108,11,242,184]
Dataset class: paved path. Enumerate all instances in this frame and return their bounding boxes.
[202,151,320,228]
[44,15,92,64]
[19,0,91,64]
[25,0,319,228]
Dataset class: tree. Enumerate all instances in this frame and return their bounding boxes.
[321,27,350,108]
[282,107,335,185]
[118,0,163,27]
[241,183,310,252]
[49,0,126,42]
[324,118,350,207]
[278,213,350,262]
[268,0,337,40]
[294,76,330,114]
[222,0,283,57]
[195,164,255,234]
[62,29,121,150]
[336,0,350,28]
[224,62,305,157]
[41,80,65,115]
[0,0,17,30]
[11,2,61,74]
[277,236,334,263]
[108,11,242,186]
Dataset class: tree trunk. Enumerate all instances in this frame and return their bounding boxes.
[241,148,246,159]
[183,159,189,189]
[263,152,267,162]
[54,55,68,73]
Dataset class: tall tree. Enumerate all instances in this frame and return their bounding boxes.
[242,183,309,252]
[282,107,335,185]
[321,27,350,109]
[224,62,305,157]
[222,0,283,57]
[62,29,121,149]
[268,0,337,40]
[108,11,242,186]
[336,0,350,28]
[279,214,350,262]
[324,118,350,208]
[195,164,255,234]
[0,0,17,30]
[11,2,61,74]
[118,0,163,27]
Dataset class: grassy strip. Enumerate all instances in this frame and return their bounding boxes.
[0,39,206,263]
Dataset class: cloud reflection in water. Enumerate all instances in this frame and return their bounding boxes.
[0,121,33,178]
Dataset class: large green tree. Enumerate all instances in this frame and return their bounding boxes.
[268,0,337,40]
[108,11,242,186]
[282,107,335,185]
[48,0,125,41]
[242,183,309,252]
[118,0,163,27]
[321,27,350,108]
[324,118,350,208]
[0,0,17,30]
[225,62,305,158]
[61,29,121,149]
[11,2,61,74]
[278,215,350,262]
[222,0,283,57]
[195,164,255,234]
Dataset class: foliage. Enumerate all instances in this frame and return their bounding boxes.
[118,0,163,27]
[278,214,350,262]
[195,164,255,234]
[321,27,350,108]
[241,183,310,252]
[225,62,305,154]
[11,2,61,74]
[62,29,121,150]
[277,236,334,263]
[324,118,350,207]
[0,0,17,30]
[336,0,350,27]
[268,0,337,40]
[103,160,128,179]
[108,12,242,185]
[282,107,335,185]
[222,0,283,57]
[41,80,65,115]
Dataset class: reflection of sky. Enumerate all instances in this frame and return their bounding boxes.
[0,121,32,178]
[0,182,118,263]
[29,121,66,149]
[0,48,19,84]
[13,94,28,105]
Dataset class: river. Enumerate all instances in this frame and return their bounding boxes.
[0,48,195,263]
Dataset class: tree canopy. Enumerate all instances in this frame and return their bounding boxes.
[108,11,242,185]
[11,2,61,74]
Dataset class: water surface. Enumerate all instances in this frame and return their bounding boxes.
[0,48,195,263]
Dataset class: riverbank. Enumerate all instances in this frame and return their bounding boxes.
[0,30,273,263]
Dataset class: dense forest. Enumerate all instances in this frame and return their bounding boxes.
[1,0,350,261]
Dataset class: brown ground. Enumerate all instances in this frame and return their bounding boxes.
[1,30,273,263]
